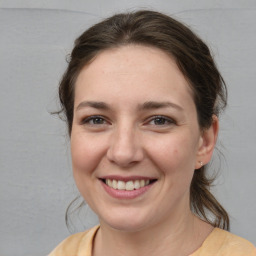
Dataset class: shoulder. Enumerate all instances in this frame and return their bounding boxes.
[195,228,256,256]
[48,225,100,256]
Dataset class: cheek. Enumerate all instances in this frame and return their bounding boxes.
[148,135,197,168]
[147,134,198,188]
[70,132,109,206]
[70,132,106,177]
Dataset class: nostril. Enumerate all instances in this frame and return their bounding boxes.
[106,149,143,167]
[107,144,144,167]
[106,129,144,166]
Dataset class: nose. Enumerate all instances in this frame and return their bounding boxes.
[106,124,144,167]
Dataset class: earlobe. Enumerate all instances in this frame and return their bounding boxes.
[195,115,219,169]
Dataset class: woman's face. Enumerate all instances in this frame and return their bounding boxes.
[71,45,214,232]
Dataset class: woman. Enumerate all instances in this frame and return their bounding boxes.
[49,10,255,256]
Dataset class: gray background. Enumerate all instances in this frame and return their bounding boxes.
[0,1,255,255]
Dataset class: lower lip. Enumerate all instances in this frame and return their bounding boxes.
[101,181,154,199]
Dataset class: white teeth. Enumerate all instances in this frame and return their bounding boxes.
[134,180,140,189]
[105,179,152,191]
[117,180,125,190]
[126,181,134,190]
[106,179,112,187]
[112,179,117,189]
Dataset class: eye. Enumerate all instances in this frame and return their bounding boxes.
[81,115,108,125]
[147,115,175,126]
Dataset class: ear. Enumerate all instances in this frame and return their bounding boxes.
[195,115,219,169]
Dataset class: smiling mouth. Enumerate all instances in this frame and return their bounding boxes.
[101,179,157,191]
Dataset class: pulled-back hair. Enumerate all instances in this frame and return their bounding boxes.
[58,10,229,230]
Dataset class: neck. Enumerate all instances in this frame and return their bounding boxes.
[93,211,213,256]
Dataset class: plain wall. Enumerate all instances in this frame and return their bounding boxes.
[0,1,255,255]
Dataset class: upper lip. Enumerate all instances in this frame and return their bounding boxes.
[99,175,157,182]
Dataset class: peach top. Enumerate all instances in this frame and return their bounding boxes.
[49,225,256,256]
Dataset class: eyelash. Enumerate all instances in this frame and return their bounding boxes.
[81,115,108,125]
[81,115,175,127]
[146,115,176,126]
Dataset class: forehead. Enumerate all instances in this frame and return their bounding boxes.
[74,45,194,108]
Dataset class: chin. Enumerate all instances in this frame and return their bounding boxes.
[106,221,148,233]
[99,210,151,233]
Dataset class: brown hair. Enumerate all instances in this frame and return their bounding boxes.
[58,10,229,230]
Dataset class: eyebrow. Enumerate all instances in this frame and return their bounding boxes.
[139,101,184,111]
[76,100,183,111]
[76,101,110,111]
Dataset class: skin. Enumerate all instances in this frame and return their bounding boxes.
[71,45,218,256]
